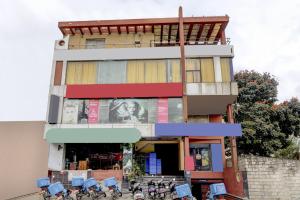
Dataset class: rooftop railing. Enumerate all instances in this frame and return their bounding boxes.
[67,38,231,49]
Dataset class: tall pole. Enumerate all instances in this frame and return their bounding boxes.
[179,6,188,122]
[227,104,238,172]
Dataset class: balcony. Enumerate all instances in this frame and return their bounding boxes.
[186,82,238,115]
[53,43,233,61]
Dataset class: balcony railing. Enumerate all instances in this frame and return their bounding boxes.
[67,38,231,49]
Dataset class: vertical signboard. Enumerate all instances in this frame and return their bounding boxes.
[157,98,168,123]
[88,100,99,123]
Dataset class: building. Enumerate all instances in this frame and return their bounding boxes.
[45,7,243,199]
[0,121,48,199]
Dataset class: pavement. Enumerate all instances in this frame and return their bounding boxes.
[12,192,177,200]
[11,192,134,200]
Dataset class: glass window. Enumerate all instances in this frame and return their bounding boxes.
[97,61,126,84]
[189,144,212,171]
[86,39,105,49]
[185,59,201,83]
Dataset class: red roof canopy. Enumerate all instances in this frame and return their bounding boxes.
[58,14,229,44]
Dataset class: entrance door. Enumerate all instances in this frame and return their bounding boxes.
[155,144,180,175]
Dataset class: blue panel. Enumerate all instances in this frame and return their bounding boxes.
[155,123,242,137]
[211,144,223,172]
[149,153,157,175]
[156,159,162,174]
[145,158,149,173]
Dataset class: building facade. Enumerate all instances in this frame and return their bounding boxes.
[45,7,243,199]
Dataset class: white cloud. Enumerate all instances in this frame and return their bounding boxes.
[0,0,299,120]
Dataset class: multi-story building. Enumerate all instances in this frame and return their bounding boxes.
[45,7,243,198]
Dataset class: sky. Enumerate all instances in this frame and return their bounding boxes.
[0,0,299,121]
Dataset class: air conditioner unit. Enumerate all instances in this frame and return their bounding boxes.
[55,35,69,50]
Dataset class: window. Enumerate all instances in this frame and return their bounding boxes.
[190,144,212,171]
[86,39,105,49]
[186,59,201,83]
[185,58,215,83]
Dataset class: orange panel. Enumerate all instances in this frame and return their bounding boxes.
[54,61,63,85]
[209,115,222,123]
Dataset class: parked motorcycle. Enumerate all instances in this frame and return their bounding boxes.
[131,182,145,200]
[157,177,167,199]
[48,182,74,200]
[36,177,51,200]
[167,178,179,200]
[71,177,89,200]
[84,178,107,199]
[104,177,122,200]
[147,179,157,199]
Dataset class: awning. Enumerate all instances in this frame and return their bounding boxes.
[45,128,141,143]
[155,123,242,137]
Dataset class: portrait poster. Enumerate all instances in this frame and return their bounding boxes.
[78,100,89,124]
[62,100,79,124]
[88,100,99,123]
[108,99,148,123]
[157,98,168,123]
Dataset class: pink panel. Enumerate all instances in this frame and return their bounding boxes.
[157,98,168,123]
[88,100,99,123]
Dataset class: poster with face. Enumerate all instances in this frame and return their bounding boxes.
[78,100,89,124]
[108,99,148,123]
[88,100,99,123]
[62,100,79,124]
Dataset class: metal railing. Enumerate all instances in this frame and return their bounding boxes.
[66,38,231,49]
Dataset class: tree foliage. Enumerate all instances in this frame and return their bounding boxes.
[234,70,300,157]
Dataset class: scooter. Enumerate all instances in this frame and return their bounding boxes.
[48,182,74,200]
[132,182,145,200]
[36,177,51,200]
[71,177,89,200]
[84,178,106,199]
[157,177,167,199]
[167,178,179,200]
[147,179,157,199]
[104,177,122,200]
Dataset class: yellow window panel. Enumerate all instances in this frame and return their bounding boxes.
[186,71,194,83]
[127,61,145,83]
[145,60,158,83]
[201,58,215,82]
[157,60,167,83]
[66,62,76,84]
[171,59,181,82]
[186,59,200,70]
[220,58,231,82]
[74,62,83,84]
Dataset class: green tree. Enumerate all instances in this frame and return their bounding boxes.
[234,70,300,158]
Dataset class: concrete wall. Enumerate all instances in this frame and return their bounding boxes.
[53,45,233,61]
[239,155,300,200]
[0,121,49,199]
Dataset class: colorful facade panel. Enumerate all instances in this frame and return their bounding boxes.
[62,98,183,124]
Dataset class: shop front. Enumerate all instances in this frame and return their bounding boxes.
[45,127,141,184]
[134,139,185,176]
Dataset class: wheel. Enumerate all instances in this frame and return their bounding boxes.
[118,192,122,197]
[63,196,74,200]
